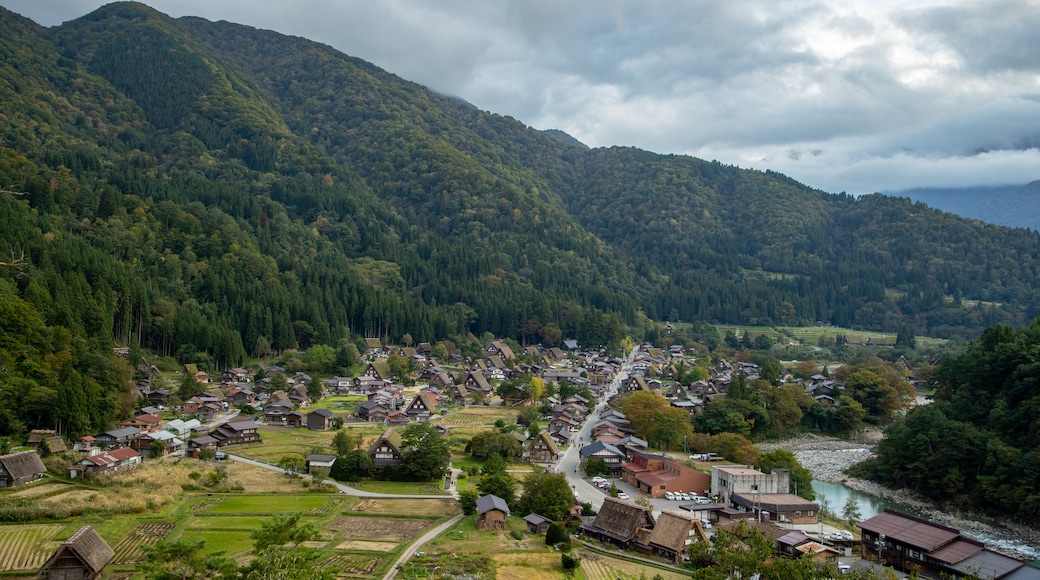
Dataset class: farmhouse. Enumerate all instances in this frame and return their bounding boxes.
[404,391,438,422]
[579,496,656,549]
[210,420,262,446]
[0,450,46,487]
[38,525,114,580]
[476,494,511,531]
[636,510,708,563]
[368,428,404,467]
[527,430,560,463]
[94,427,142,449]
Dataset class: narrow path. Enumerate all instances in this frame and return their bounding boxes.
[382,514,465,580]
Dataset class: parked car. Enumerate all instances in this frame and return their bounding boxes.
[679,493,691,501]
[700,519,712,529]
[664,491,676,500]
[837,563,851,574]
[694,497,712,504]
[835,530,854,541]
[591,476,606,483]
[617,492,631,500]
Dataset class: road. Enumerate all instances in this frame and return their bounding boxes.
[382,514,465,580]
[558,346,636,510]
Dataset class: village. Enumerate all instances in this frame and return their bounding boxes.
[2,337,1037,580]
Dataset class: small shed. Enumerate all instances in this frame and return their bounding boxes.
[306,453,337,473]
[477,494,510,531]
[523,513,553,534]
[306,409,334,431]
[38,525,114,580]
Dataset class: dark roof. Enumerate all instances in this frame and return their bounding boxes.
[224,420,261,431]
[523,513,553,526]
[587,497,655,540]
[477,494,510,515]
[39,526,114,576]
[859,510,960,552]
[929,537,985,564]
[306,454,338,463]
[949,549,1025,578]
[309,409,334,418]
[101,426,142,439]
[579,441,625,458]
[731,493,819,512]
[0,450,46,480]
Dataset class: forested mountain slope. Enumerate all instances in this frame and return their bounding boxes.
[894,181,1040,232]
[1,0,1040,414]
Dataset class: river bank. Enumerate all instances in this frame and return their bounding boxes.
[758,434,1040,560]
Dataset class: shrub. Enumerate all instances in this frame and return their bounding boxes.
[561,553,580,571]
[511,530,524,540]
[545,523,568,546]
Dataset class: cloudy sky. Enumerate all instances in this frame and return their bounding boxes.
[4,0,1040,195]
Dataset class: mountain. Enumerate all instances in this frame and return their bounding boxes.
[891,181,1040,231]
[2,1,1040,396]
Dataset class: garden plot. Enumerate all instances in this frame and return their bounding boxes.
[350,498,459,517]
[0,524,62,571]
[111,523,176,564]
[328,516,432,541]
[5,482,71,498]
[335,540,398,551]
[314,554,381,577]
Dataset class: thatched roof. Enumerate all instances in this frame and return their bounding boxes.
[646,510,699,552]
[533,431,559,455]
[588,497,655,540]
[367,427,402,455]
[39,526,114,576]
[44,436,68,453]
[0,450,46,480]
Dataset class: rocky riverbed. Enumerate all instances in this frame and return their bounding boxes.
[759,434,1040,560]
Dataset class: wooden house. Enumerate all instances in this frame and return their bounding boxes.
[368,428,404,467]
[0,450,46,487]
[523,513,553,534]
[477,494,511,531]
[579,497,656,549]
[364,359,393,381]
[306,409,334,431]
[404,392,438,422]
[70,447,141,478]
[527,431,560,463]
[210,420,262,446]
[636,510,707,563]
[38,526,114,580]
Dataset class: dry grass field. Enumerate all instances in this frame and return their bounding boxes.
[328,516,433,541]
[349,498,459,517]
[493,552,566,580]
[575,549,689,580]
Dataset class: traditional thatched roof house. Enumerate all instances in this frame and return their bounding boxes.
[39,525,114,580]
[579,496,656,548]
[0,450,46,487]
[636,510,707,563]
[527,430,560,463]
[477,494,511,531]
[367,428,404,467]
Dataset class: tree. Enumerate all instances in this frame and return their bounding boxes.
[545,522,568,546]
[527,377,545,402]
[140,538,237,580]
[278,454,306,479]
[330,450,373,482]
[584,458,610,477]
[331,430,354,456]
[179,373,204,401]
[459,489,478,515]
[517,472,575,521]
[478,471,518,507]
[467,430,522,460]
[241,514,334,580]
[400,422,450,481]
[842,497,863,525]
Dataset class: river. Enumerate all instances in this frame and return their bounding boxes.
[812,479,1040,560]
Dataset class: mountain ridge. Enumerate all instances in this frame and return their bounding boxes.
[1,0,1039,376]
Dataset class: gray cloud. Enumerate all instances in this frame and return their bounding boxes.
[2,0,1039,195]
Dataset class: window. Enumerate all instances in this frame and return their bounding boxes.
[808,511,815,517]
[908,549,922,560]
[795,511,802,517]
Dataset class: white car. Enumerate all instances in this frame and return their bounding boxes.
[699,519,712,529]
[694,497,712,505]
[617,492,631,500]
[835,530,854,541]
[837,563,851,574]
[591,476,606,483]
[664,491,676,500]
[679,493,691,501]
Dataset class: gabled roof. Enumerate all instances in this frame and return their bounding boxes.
[0,450,46,480]
[309,408,334,418]
[39,526,114,577]
[587,497,655,540]
[477,494,511,515]
[859,510,960,552]
[531,431,559,455]
[100,426,142,439]
[80,447,140,467]
[224,420,261,431]
[579,441,625,458]
[367,427,403,456]
[646,510,699,552]
[523,513,552,526]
